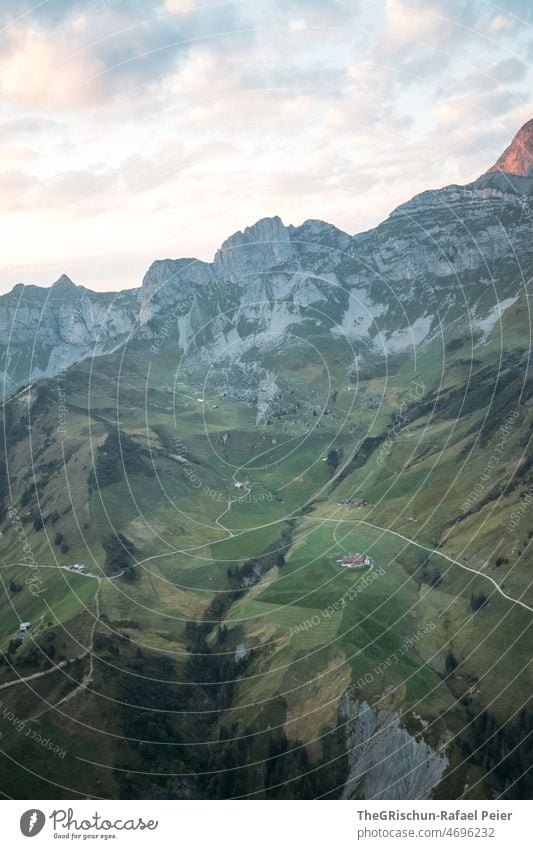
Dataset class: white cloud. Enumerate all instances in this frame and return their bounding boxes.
[0,0,531,294]
[0,26,102,108]
[486,13,516,33]
[165,0,197,12]
[385,0,449,45]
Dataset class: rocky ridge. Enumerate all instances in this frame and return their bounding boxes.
[1,120,532,398]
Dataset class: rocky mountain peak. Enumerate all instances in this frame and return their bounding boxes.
[213,215,295,278]
[485,118,533,177]
[219,215,287,248]
[52,274,77,290]
[2,136,532,399]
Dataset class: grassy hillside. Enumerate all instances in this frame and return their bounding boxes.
[0,287,532,800]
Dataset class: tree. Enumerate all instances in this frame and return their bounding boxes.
[445,651,458,674]
[470,592,488,612]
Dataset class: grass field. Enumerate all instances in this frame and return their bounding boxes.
[0,293,532,799]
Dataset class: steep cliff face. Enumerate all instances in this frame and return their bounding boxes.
[136,215,354,359]
[120,121,533,361]
[340,693,449,800]
[213,215,298,278]
[138,257,216,326]
[139,171,531,363]
[0,276,137,397]
[342,171,532,344]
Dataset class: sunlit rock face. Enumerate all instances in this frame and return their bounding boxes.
[485,118,533,178]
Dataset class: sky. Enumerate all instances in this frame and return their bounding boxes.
[0,0,531,293]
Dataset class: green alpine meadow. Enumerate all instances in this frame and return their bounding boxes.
[1,116,532,800]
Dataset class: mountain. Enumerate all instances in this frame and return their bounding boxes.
[0,122,532,801]
[121,158,533,361]
[485,118,533,177]
[2,119,532,399]
[0,276,137,397]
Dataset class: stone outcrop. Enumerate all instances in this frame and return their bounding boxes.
[485,118,533,178]
[340,693,449,800]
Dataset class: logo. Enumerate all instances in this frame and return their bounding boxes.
[20,810,46,837]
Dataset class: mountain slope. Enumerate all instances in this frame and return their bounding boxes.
[0,121,532,801]
[0,279,531,799]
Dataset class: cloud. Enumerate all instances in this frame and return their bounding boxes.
[383,0,484,47]
[463,57,528,93]
[434,87,525,129]
[0,1,242,110]
[0,169,36,210]
[491,57,527,83]
[164,0,197,11]
[0,0,531,295]
[386,0,447,43]
[0,25,102,108]
[0,115,61,140]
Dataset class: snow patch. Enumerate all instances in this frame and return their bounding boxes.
[474,297,518,339]
[379,316,433,353]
